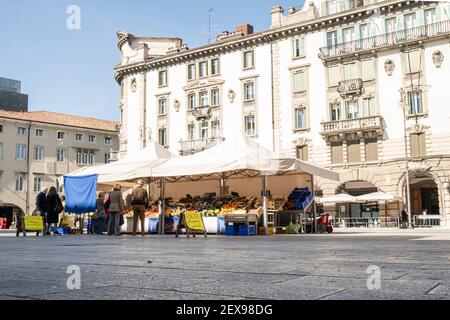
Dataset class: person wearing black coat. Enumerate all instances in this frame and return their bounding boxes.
[35,187,48,236]
[46,187,63,235]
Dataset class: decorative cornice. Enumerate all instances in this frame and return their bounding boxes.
[113,0,416,83]
[117,31,136,50]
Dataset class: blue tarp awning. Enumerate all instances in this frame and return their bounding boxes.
[64,175,98,214]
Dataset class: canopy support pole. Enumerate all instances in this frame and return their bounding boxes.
[220,176,226,198]
[310,174,317,234]
[159,178,166,235]
[262,175,269,236]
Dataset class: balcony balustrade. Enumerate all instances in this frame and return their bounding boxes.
[337,78,363,98]
[320,115,383,136]
[319,20,450,60]
[179,137,225,156]
[192,105,212,120]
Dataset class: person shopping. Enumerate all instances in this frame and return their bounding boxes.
[46,187,63,235]
[95,192,106,234]
[107,185,124,236]
[131,180,149,236]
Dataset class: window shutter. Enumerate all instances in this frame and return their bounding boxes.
[347,140,361,163]
[410,134,419,157]
[361,59,374,81]
[293,72,305,92]
[365,138,378,161]
[331,142,343,164]
[328,65,340,86]
[418,133,426,157]
[406,50,421,73]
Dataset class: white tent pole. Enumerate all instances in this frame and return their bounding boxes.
[159,178,165,235]
[262,174,269,236]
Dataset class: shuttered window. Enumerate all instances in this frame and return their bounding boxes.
[410,133,426,158]
[405,50,422,74]
[331,142,343,164]
[296,146,309,161]
[293,71,306,93]
[361,59,375,81]
[365,138,378,161]
[328,65,340,86]
[347,140,361,163]
[363,97,377,117]
[343,63,357,80]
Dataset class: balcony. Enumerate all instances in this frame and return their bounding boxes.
[320,115,383,137]
[179,137,225,156]
[337,78,363,98]
[192,105,212,120]
[321,0,376,17]
[319,20,450,60]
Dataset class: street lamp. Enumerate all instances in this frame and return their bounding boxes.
[399,89,413,229]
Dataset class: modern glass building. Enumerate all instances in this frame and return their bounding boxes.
[0,77,28,112]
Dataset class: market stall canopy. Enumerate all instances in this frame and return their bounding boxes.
[150,132,339,181]
[317,193,359,204]
[355,192,402,202]
[62,142,175,186]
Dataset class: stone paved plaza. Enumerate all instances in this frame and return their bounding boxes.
[0,230,449,300]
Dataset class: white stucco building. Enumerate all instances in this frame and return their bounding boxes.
[115,0,450,227]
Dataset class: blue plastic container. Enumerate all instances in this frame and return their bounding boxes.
[239,225,256,236]
[225,225,239,236]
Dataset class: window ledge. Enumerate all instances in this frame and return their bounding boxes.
[158,114,168,117]
[293,128,310,133]
[292,55,306,60]
[406,113,428,119]
[243,99,256,103]
[243,66,255,71]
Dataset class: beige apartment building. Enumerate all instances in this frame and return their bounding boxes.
[0,110,119,227]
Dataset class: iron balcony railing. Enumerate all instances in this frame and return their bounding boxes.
[192,105,212,120]
[179,137,225,155]
[319,20,450,59]
[337,78,363,97]
[321,115,383,135]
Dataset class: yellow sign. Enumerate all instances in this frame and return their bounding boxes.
[184,211,206,231]
[24,216,44,231]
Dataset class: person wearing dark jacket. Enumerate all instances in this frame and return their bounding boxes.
[95,192,106,234]
[46,187,63,235]
[35,187,48,236]
[107,185,124,236]
[131,180,149,236]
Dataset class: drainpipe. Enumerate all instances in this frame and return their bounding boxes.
[143,73,148,147]
[25,121,32,215]
[270,42,276,152]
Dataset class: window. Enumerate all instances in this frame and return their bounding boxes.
[343,62,358,81]
[408,90,423,115]
[326,0,341,15]
[199,91,208,106]
[199,122,209,139]
[0,143,3,159]
[211,59,220,75]
[15,174,25,192]
[104,137,112,145]
[34,146,44,161]
[328,65,340,86]
[326,31,338,47]
[75,133,84,142]
[199,61,208,78]
[57,148,65,162]
[404,13,417,29]
[158,128,167,147]
[187,124,195,140]
[104,153,111,164]
[294,107,305,130]
[365,138,378,161]
[57,131,66,140]
[410,133,426,158]
[330,102,341,121]
[360,23,371,39]
[385,17,397,33]
[346,100,359,119]
[296,146,309,161]
[363,97,377,117]
[361,59,375,81]
[331,142,343,164]
[244,115,256,136]
[0,124,3,133]
[243,50,254,69]
[34,176,42,193]
[188,94,196,110]
[188,64,196,81]
[293,71,306,93]
[405,50,422,74]
[88,135,96,143]
[76,149,95,165]
[211,89,220,106]
[16,144,26,160]
[17,127,27,136]
[347,140,361,163]
[211,121,220,138]
[293,37,305,58]
[158,70,167,87]
[424,8,437,25]
[244,82,255,101]
[35,129,45,137]
[158,99,167,115]
[342,27,355,43]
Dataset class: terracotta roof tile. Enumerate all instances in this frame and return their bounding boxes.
[0,109,118,132]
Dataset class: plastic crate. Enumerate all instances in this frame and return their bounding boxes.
[239,225,256,236]
[225,225,239,236]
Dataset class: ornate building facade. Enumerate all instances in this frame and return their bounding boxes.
[115,0,450,226]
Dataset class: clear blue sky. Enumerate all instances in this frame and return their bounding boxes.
[0,0,304,121]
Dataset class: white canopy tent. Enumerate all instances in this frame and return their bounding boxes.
[62,141,175,187]
[317,193,360,204]
[355,192,402,202]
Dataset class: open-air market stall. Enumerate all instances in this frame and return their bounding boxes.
[149,132,340,235]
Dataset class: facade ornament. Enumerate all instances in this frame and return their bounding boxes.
[384,59,395,76]
[228,89,236,103]
[130,78,137,92]
[174,99,181,112]
[432,50,444,68]
[117,31,136,50]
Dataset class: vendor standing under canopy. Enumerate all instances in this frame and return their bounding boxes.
[131,180,149,237]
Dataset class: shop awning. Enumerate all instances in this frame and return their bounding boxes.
[62,142,175,186]
[355,192,402,202]
[150,132,339,181]
[317,193,359,204]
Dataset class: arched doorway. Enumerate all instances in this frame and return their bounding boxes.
[337,181,378,219]
[408,174,440,216]
[0,204,24,229]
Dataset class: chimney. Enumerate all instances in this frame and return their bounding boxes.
[235,24,254,36]
[271,6,284,28]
